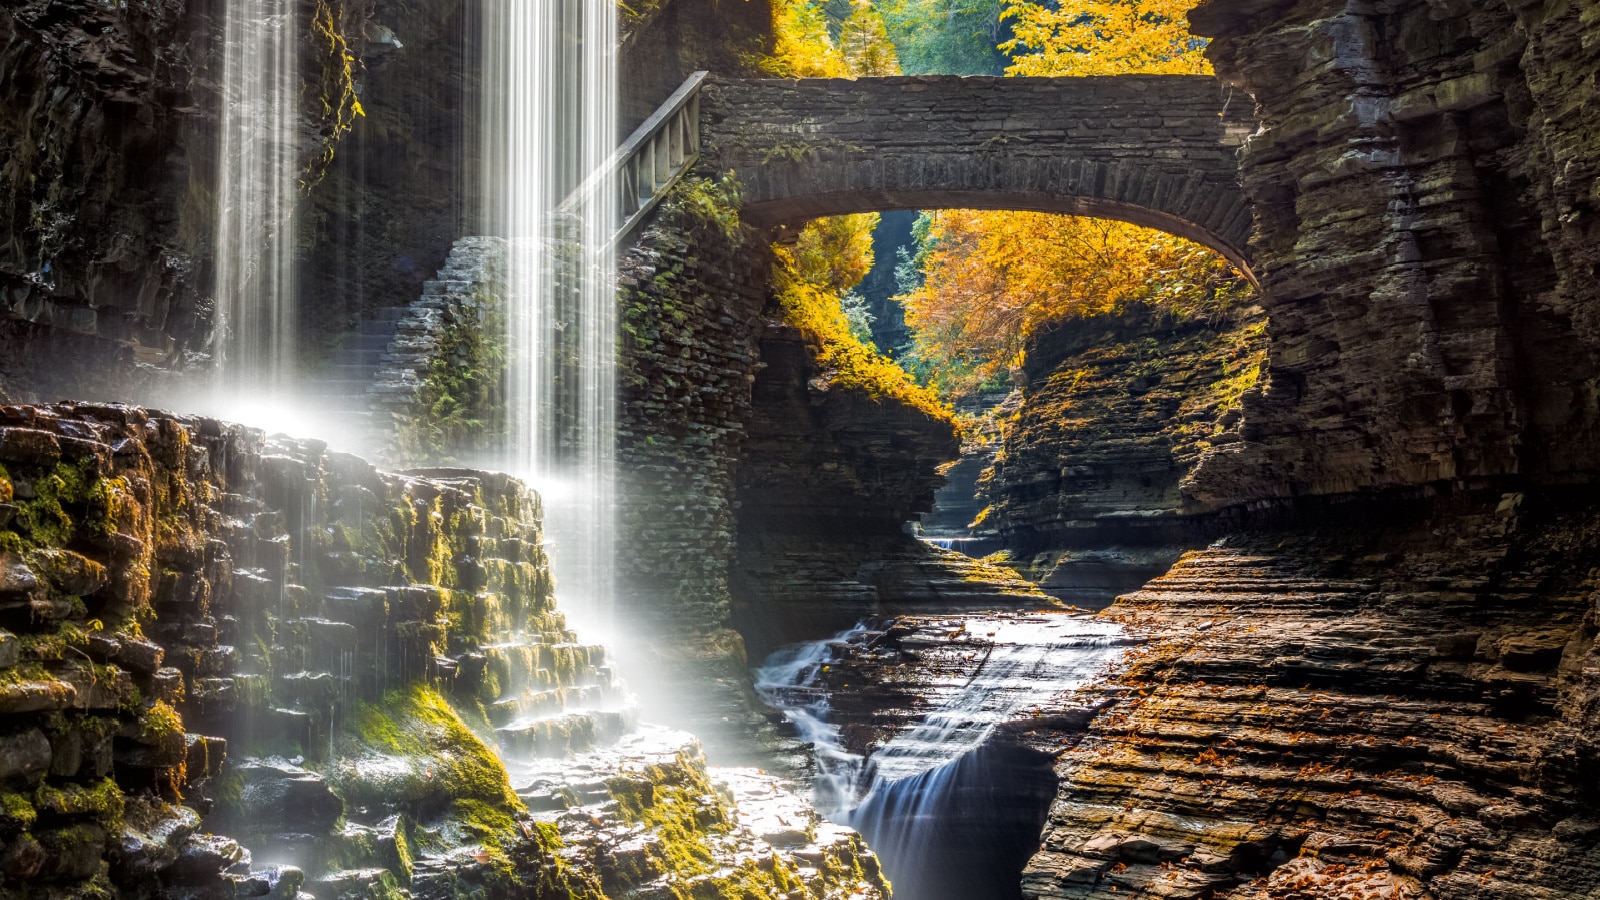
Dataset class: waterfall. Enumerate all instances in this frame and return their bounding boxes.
[481,0,618,633]
[757,615,1131,899]
[214,0,299,399]
[753,624,875,817]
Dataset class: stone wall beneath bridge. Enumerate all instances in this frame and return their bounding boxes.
[699,74,1257,273]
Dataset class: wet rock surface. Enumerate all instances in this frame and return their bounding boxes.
[759,613,1135,900]
[732,321,1046,656]
[0,0,370,399]
[510,725,889,900]
[0,402,852,900]
[1020,493,1600,899]
[973,308,1266,608]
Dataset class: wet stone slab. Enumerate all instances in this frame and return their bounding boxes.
[506,725,889,900]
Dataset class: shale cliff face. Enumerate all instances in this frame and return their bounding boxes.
[984,308,1266,607]
[0,0,370,399]
[998,5,1600,896]
[1022,495,1600,900]
[297,0,472,357]
[1180,0,1600,508]
[731,321,1043,656]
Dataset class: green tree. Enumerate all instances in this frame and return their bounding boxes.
[878,0,1013,75]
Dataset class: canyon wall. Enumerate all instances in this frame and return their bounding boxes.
[610,198,776,751]
[1180,0,1600,508]
[0,0,371,399]
[296,0,473,361]
[983,308,1267,607]
[1024,493,1600,899]
[730,321,1041,657]
[1002,3,1600,897]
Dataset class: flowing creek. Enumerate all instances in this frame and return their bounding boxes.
[756,614,1134,900]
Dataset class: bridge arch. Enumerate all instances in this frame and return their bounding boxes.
[699,74,1257,279]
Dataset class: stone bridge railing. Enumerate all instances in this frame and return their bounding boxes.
[562,70,708,247]
[698,74,1256,275]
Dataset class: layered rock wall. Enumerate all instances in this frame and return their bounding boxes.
[0,0,371,398]
[0,401,893,900]
[297,0,473,359]
[0,401,605,897]
[731,322,1043,655]
[1021,492,1600,899]
[983,308,1267,606]
[1181,0,1600,509]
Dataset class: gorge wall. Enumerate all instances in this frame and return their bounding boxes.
[730,320,1042,658]
[1023,493,1600,900]
[1180,0,1600,509]
[0,0,371,399]
[982,307,1267,608]
[996,2,1600,897]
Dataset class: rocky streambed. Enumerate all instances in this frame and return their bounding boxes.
[760,491,1600,900]
[755,612,1140,900]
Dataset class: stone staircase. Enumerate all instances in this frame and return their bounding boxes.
[305,305,410,453]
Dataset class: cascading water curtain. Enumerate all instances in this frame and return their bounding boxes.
[483,0,618,631]
[215,0,299,398]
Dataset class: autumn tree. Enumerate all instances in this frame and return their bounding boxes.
[768,0,903,77]
[892,0,1245,401]
[1000,0,1210,76]
[768,0,850,75]
[898,211,1246,397]
[764,3,905,353]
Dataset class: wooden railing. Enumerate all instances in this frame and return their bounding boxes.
[557,70,708,246]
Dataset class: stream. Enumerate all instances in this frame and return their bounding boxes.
[755,614,1131,900]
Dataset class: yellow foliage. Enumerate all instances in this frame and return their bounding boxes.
[767,0,902,77]
[774,245,951,421]
[768,0,849,76]
[795,213,881,295]
[841,1,903,76]
[900,211,1246,397]
[1000,0,1212,76]
[897,0,1242,399]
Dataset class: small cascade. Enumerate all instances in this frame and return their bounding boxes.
[480,0,619,632]
[214,0,300,398]
[758,615,1132,899]
[753,625,874,817]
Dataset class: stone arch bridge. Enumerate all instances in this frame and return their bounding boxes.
[698,74,1256,276]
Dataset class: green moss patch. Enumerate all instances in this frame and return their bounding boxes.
[606,754,811,900]
[334,684,521,828]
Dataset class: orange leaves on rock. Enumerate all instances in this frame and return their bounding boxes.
[773,244,951,422]
[1000,0,1212,77]
[899,210,1243,398]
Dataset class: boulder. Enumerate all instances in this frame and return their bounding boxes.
[234,757,345,838]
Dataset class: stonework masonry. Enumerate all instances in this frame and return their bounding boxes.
[699,74,1257,273]
[611,205,776,753]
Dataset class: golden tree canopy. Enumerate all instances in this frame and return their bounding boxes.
[1000,0,1212,76]
[899,211,1245,396]
[767,0,904,77]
